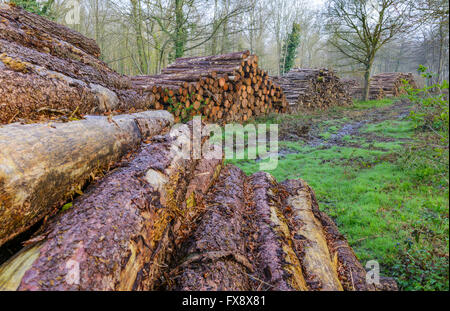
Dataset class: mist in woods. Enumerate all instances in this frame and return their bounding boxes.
[9,0,447,86]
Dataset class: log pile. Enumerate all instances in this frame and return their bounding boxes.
[0,3,148,124]
[341,78,361,98]
[368,72,417,99]
[2,156,389,290]
[271,68,352,111]
[0,114,399,290]
[130,51,288,123]
[0,110,173,248]
[342,73,417,100]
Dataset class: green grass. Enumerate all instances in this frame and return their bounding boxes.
[353,98,399,109]
[361,120,415,139]
[227,99,449,290]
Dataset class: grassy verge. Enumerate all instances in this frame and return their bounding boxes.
[227,98,449,290]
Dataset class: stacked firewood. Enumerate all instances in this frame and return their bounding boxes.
[130,51,288,123]
[341,78,361,98]
[0,3,148,124]
[342,73,417,100]
[368,72,417,99]
[272,68,352,111]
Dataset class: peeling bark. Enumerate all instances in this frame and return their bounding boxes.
[280,179,343,291]
[293,180,374,291]
[172,165,253,291]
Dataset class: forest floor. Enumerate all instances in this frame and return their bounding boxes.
[227,98,449,290]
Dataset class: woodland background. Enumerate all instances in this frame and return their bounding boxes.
[6,0,448,86]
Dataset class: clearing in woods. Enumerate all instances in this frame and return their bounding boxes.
[227,98,449,290]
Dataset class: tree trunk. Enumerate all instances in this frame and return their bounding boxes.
[0,3,100,58]
[0,111,173,247]
[171,165,253,290]
[174,0,186,58]
[0,124,222,291]
[363,64,372,101]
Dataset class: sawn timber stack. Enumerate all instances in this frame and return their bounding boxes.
[271,68,352,111]
[0,3,149,124]
[130,51,288,123]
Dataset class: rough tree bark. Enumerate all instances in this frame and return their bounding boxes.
[0,123,223,290]
[0,111,173,247]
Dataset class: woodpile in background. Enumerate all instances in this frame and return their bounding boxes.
[341,78,360,98]
[271,68,352,112]
[0,3,149,125]
[342,73,417,100]
[369,72,417,99]
[130,51,288,123]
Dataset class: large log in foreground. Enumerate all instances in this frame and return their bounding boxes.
[272,68,352,111]
[169,166,386,291]
[0,110,173,247]
[342,73,417,100]
[0,124,222,290]
[0,3,100,57]
[0,3,149,124]
[171,166,253,290]
[130,51,288,123]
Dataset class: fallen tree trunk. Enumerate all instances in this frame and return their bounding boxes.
[0,123,223,290]
[248,172,308,291]
[171,165,253,290]
[0,62,145,124]
[0,110,173,247]
[280,179,343,291]
[0,39,128,90]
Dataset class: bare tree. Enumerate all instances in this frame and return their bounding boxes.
[325,0,413,100]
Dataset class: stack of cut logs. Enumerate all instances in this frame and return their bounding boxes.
[342,73,417,100]
[130,51,288,123]
[0,3,151,124]
[271,68,352,111]
[368,72,417,99]
[0,118,395,290]
[0,4,398,291]
[341,78,361,98]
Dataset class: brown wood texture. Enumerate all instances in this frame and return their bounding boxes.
[0,123,223,290]
[272,68,352,111]
[0,110,173,247]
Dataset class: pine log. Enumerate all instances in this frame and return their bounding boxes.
[280,179,343,291]
[286,180,375,291]
[248,172,308,291]
[0,39,128,90]
[0,3,100,57]
[0,110,173,248]
[0,62,143,124]
[171,165,253,290]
